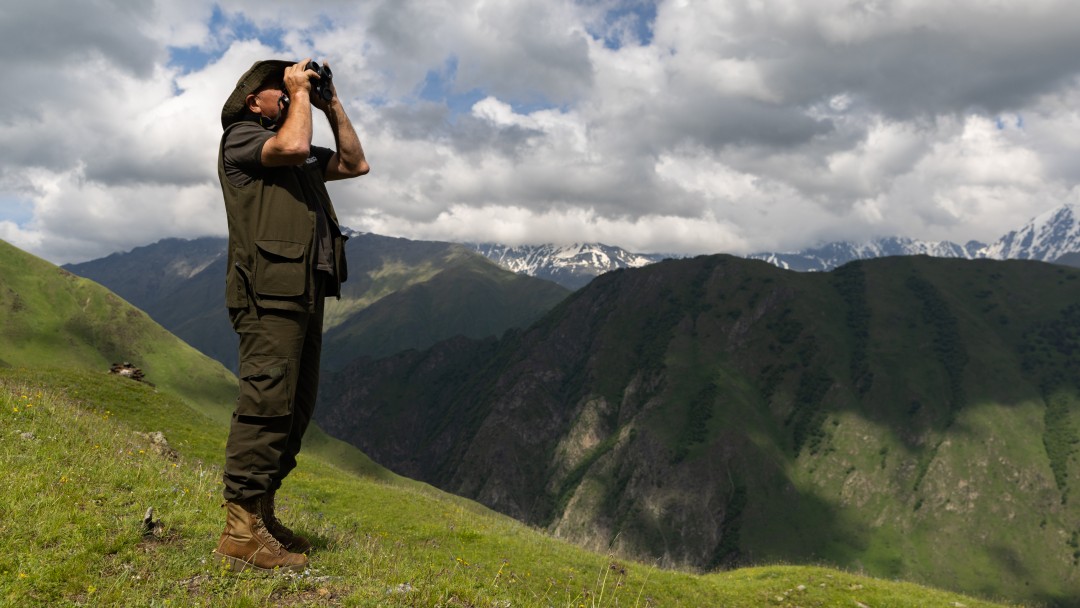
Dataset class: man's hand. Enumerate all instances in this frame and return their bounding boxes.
[283,59,315,101]
[310,61,338,114]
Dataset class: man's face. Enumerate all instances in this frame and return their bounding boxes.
[247,75,286,122]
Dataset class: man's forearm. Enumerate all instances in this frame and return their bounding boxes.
[325,100,369,178]
[262,90,314,166]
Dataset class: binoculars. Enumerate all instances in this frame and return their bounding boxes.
[306,61,334,102]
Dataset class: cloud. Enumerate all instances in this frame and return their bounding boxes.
[4,0,1080,264]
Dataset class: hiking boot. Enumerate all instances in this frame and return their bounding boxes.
[212,499,308,573]
[258,490,313,554]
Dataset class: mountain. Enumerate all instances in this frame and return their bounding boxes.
[65,233,569,373]
[749,203,1079,272]
[317,253,1080,605]
[467,204,1080,280]
[0,241,1004,607]
[321,242,570,370]
[981,203,1080,261]
[470,242,667,289]
[747,237,985,271]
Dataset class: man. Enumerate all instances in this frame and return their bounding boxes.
[213,58,368,572]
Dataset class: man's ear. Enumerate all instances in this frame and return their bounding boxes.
[245,93,261,115]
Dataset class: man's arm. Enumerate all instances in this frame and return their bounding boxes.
[313,63,369,181]
[260,61,316,167]
[322,97,369,180]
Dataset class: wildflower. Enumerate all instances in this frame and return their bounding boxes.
[88,585,96,594]
[18,572,27,579]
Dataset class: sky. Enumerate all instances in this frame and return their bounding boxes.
[3,0,1080,265]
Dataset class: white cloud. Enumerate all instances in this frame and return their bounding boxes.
[4,0,1080,264]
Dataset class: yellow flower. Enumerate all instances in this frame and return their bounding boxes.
[18,572,27,579]
[87,585,96,594]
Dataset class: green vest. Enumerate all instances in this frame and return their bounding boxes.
[217,122,348,312]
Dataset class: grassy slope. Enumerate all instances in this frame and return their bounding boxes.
[0,367,1017,607]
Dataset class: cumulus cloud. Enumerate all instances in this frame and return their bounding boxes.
[3,0,1080,264]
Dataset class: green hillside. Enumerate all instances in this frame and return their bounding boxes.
[319,254,1080,606]
[0,367,1014,607]
[0,243,1012,606]
[0,239,235,420]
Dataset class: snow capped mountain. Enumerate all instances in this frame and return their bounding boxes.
[748,237,985,272]
[751,203,1080,272]
[470,204,1080,285]
[980,203,1080,261]
[469,243,667,289]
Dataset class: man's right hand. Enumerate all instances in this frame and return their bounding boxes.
[283,59,315,100]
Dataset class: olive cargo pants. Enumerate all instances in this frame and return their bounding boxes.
[222,275,325,502]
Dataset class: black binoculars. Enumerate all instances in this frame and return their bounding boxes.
[306,61,333,102]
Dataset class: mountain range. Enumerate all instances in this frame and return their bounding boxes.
[53,201,1080,605]
[749,203,1080,271]
[65,233,568,373]
[468,242,668,289]
[0,238,1014,608]
[470,202,1080,278]
[468,200,1080,276]
[315,252,1080,605]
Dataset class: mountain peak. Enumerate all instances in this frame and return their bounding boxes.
[469,242,666,289]
[980,202,1080,261]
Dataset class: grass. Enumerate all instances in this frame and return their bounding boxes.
[0,367,1019,607]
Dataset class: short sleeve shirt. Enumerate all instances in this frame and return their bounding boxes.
[223,121,337,272]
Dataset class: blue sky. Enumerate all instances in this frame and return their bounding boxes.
[2,0,1080,264]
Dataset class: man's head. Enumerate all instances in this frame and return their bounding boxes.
[220,60,292,129]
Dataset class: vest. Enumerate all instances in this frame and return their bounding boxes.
[217,122,348,312]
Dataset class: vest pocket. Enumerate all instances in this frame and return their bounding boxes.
[254,239,308,298]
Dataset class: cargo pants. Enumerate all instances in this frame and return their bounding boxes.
[222,273,326,502]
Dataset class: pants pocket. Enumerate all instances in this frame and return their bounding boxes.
[237,356,292,417]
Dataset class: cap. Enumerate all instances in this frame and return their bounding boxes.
[220,59,292,129]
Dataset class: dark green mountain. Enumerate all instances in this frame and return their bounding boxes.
[65,234,569,372]
[317,253,1080,605]
[320,234,568,370]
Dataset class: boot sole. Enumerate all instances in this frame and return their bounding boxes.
[212,550,306,574]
